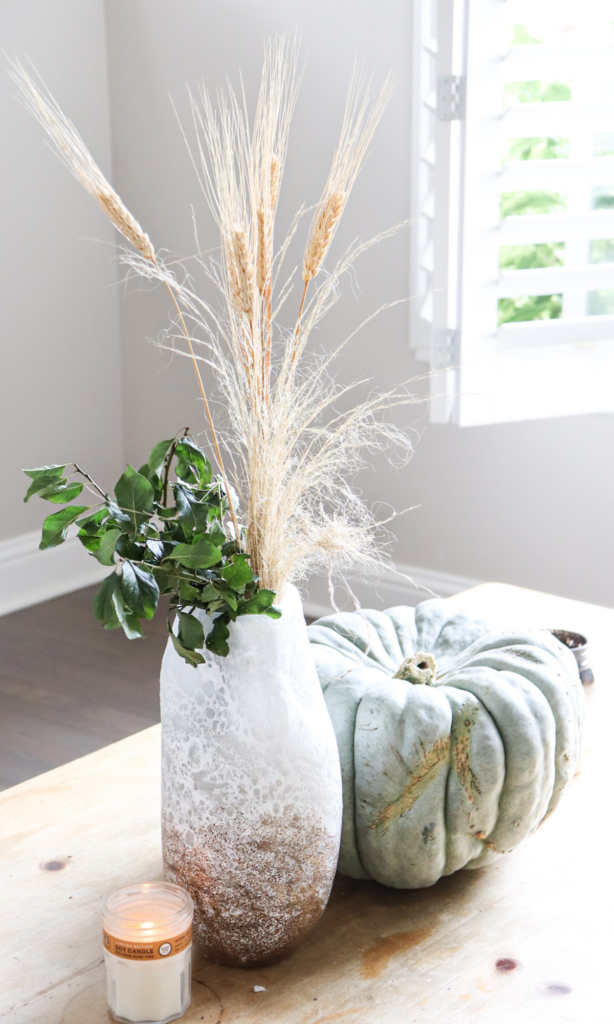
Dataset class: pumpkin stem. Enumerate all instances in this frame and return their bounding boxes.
[394,651,437,685]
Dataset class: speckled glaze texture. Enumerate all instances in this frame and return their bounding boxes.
[160,584,342,967]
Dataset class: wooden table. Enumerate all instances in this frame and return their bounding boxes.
[1,583,612,1024]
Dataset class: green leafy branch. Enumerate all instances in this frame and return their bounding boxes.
[23,431,280,666]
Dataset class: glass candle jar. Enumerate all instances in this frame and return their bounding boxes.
[102,881,193,1024]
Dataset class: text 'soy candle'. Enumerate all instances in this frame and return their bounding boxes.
[102,881,193,1024]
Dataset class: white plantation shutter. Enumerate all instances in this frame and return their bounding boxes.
[410,0,614,425]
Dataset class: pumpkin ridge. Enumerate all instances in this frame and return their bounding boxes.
[451,702,482,799]
[310,599,584,888]
[369,733,450,834]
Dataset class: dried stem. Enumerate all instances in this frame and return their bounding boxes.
[10,59,240,544]
[157,268,241,542]
[13,41,413,600]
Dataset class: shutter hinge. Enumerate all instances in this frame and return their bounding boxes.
[437,75,465,121]
[432,329,460,369]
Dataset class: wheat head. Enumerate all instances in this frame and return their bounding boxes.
[302,189,345,283]
[9,61,155,262]
[230,228,256,320]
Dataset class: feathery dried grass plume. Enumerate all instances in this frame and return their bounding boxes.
[12,38,416,601]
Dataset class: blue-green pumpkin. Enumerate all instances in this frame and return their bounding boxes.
[307,598,584,888]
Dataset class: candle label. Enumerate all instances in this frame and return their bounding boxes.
[103,926,192,961]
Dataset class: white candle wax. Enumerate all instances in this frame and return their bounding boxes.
[105,948,191,1023]
[102,882,193,1024]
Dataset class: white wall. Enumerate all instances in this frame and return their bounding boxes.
[2,0,612,612]
[103,0,614,609]
[0,0,123,543]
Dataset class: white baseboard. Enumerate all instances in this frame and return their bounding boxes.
[301,562,480,621]
[0,530,108,617]
[0,529,480,622]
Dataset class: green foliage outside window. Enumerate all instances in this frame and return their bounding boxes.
[587,290,614,316]
[509,24,543,46]
[590,239,614,264]
[503,136,569,164]
[500,191,566,218]
[504,80,571,106]
[595,133,614,157]
[498,295,562,326]
[498,25,614,327]
[499,242,565,271]
[593,187,614,210]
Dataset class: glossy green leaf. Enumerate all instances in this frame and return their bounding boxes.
[78,534,102,553]
[120,561,159,619]
[24,464,66,481]
[111,586,143,639]
[170,538,222,569]
[205,616,230,657]
[77,509,109,532]
[178,610,205,651]
[148,438,175,477]
[105,499,133,529]
[40,506,89,549]
[237,588,280,617]
[150,565,174,592]
[208,521,226,548]
[146,539,165,560]
[93,574,121,629]
[168,628,205,667]
[114,466,154,532]
[178,581,200,602]
[217,589,238,612]
[37,481,85,504]
[174,484,210,532]
[221,553,253,590]
[195,583,219,602]
[24,472,67,502]
[175,439,211,488]
[115,534,144,561]
[262,605,282,619]
[92,528,121,566]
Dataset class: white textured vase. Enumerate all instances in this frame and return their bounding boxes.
[160,584,342,967]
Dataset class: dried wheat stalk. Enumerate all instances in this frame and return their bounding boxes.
[12,40,416,601]
[9,61,156,262]
[8,58,241,542]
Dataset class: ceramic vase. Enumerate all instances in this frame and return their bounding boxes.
[160,584,342,967]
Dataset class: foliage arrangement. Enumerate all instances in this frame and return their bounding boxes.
[12,36,414,647]
[23,432,279,665]
[12,34,419,671]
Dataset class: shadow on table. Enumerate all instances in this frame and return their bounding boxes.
[190,867,489,1022]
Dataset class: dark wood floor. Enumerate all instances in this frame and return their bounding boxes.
[0,586,169,790]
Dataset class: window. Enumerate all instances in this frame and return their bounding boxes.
[410,0,614,424]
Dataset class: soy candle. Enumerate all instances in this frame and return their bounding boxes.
[102,881,193,1024]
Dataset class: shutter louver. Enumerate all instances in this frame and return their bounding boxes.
[411,0,614,425]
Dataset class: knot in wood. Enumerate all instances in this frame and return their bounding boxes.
[393,651,437,685]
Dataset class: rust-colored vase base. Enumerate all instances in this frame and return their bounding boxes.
[163,813,338,968]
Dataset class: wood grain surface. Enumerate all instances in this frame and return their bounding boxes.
[1,583,611,1023]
